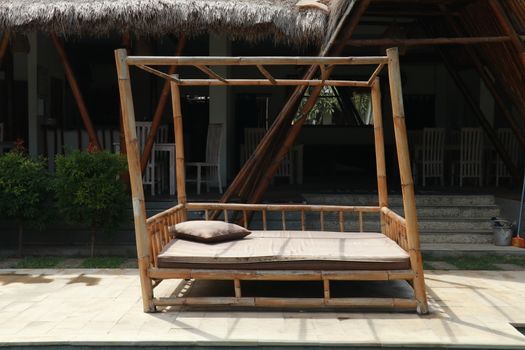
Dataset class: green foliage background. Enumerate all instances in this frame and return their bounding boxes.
[54,150,128,233]
[0,152,52,229]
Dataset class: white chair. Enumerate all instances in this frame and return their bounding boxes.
[241,128,295,184]
[420,128,445,187]
[135,121,168,195]
[459,128,484,187]
[496,128,521,186]
[186,124,224,195]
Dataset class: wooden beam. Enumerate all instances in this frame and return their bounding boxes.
[195,65,228,83]
[346,35,514,47]
[172,78,369,87]
[51,34,100,150]
[114,48,154,313]
[140,35,186,174]
[386,47,428,315]
[488,0,525,68]
[126,56,388,66]
[0,32,10,65]
[256,65,277,84]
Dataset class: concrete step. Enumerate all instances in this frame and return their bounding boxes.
[422,243,525,257]
[420,231,494,244]
[391,205,500,219]
[303,194,496,206]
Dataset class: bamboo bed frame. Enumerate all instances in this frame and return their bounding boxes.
[115,47,429,314]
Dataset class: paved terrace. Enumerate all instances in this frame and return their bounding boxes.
[1,269,525,348]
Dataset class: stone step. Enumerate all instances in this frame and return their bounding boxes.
[420,231,494,244]
[302,194,496,206]
[391,205,500,219]
[422,243,525,257]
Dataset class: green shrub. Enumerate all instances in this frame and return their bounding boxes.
[0,150,53,256]
[54,149,128,257]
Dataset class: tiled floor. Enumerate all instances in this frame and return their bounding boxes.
[1,269,525,348]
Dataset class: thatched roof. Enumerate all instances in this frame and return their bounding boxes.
[0,0,346,46]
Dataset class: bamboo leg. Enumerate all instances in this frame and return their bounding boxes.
[52,34,100,150]
[170,78,187,214]
[115,49,155,313]
[387,47,428,315]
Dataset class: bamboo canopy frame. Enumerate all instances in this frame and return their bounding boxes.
[115,48,428,314]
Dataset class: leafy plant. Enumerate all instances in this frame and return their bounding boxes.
[0,149,53,256]
[54,148,128,257]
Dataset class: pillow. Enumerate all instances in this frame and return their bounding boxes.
[169,220,251,243]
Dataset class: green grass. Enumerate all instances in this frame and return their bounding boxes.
[16,256,62,268]
[423,254,525,270]
[80,256,127,268]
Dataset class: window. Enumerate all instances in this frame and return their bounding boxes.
[298,86,372,126]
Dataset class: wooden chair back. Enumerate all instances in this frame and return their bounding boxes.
[460,128,484,186]
[205,124,223,164]
[243,128,292,178]
[496,128,521,185]
[421,128,445,183]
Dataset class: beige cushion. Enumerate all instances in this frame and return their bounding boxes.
[169,220,251,243]
[158,230,410,270]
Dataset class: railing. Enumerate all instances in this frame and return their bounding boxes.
[146,204,185,267]
[186,202,380,232]
[145,202,410,267]
[381,207,409,251]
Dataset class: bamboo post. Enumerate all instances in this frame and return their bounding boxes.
[51,34,100,150]
[386,47,428,314]
[371,78,388,208]
[114,49,155,313]
[140,35,186,173]
[170,77,187,212]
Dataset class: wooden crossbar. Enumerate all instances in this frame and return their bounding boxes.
[126,56,388,66]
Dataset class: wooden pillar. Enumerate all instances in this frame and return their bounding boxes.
[386,47,428,314]
[140,35,186,173]
[114,49,154,313]
[119,33,132,156]
[371,78,388,209]
[51,34,100,150]
[170,77,187,210]
[488,0,525,68]
[0,32,10,65]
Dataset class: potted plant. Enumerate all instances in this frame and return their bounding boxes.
[0,141,53,256]
[54,145,128,257]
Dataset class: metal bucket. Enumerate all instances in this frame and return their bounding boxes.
[493,228,513,246]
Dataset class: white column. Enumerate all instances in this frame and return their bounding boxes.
[209,34,231,182]
[27,32,39,156]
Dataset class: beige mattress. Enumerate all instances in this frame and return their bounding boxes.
[157,230,410,270]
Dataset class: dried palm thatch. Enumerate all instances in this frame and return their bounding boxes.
[0,0,344,46]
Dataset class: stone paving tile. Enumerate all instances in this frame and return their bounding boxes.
[494,263,525,271]
[427,261,459,270]
[0,270,525,347]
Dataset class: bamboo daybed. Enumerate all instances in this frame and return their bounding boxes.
[115,48,429,314]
